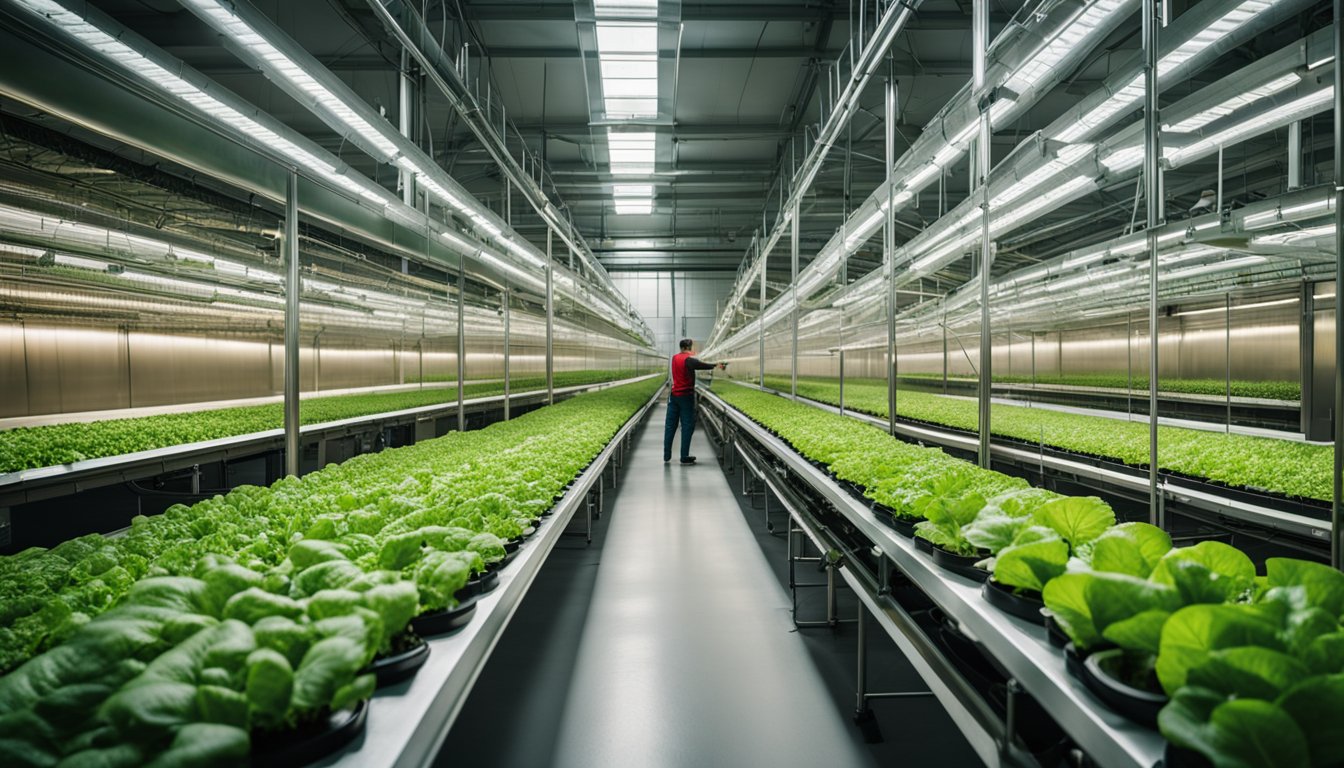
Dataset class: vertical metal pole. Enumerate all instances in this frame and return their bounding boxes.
[840,231,848,415]
[791,198,800,399]
[399,49,414,208]
[884,74,897,434]
[1144,0,1162,526]
[1332,0,1344,569]
[546,229,555,405]
[456,259,466,432]
[974,0,992,469]
[1225,293,1231,434]
[1288,121,1303,190]
[1216,145,1224,216]
[840,118,851,414]
[758,237,766,388]
[670,269,678,350]
[855,602,867,714]
[283,170,300,478]
[503,285,511,420]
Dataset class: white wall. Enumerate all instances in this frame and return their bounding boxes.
[610,271,734,357]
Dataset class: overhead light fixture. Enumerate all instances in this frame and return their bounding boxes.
[1243,197,1334,229]
[1164,88,1333,166]
[1054,0,1282,144]
[1002,0,1128,95]
[612,183,654,215]
[594,0,658,18]
[596,22,659,118]
[607,130,656,173]
[1173,297,1296,316]
[1162,73,1301,133]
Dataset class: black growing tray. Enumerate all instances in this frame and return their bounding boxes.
[981,579,1046,625]
[410,593,479,636]
[369,636,430,687]
[1079,649,1167,728]
[251,700,368,768]
[872,509,920,538]
[929,545,990,582]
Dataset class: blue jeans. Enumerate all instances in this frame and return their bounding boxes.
[663,393,696,460]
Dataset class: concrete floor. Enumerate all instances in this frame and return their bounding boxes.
[443,396,975,767]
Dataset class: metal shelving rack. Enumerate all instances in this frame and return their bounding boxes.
[0,374,660,508]
[319,383,662,768]
[699,387,1166,768]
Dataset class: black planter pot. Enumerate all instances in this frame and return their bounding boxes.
[929,545,990,582]
[1063,642,1087,681]
[981,579,1046,625]
[251,700,368,768]
[368,637,430,687]
[1079,649,1167,728]
[470,569,500,596]
[1165,743,1214,768]
[484,548,520,575]
[519,525,538,540]
[503,537,522,554]
[914,536,934,554]
[840,480,867,498]
[1044,612,1070,649]
[410,594,479,637]
[873,511,919,538]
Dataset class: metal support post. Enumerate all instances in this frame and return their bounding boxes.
[456,258,466,432]
[1144,0,1161,526]
[399,48,414,208]
[1289,120,1303,190]
[884,74,897,435]
[1216,145,1224,215]
[503,285,511,420]
[758,237,766,387]
[974,0,992,469]
[283,169,300,478]
[1333,0,1343,569]
[546,229,555,405]
[856,603,868,716]
[791,197,800,399]
[190,464,201,495]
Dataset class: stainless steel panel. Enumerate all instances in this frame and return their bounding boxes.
[128,331,274,406]
[22,323,129,415]
[0,323,29,418]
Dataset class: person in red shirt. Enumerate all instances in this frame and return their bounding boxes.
[665,338,726,464]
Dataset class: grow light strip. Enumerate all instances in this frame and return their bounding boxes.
[1054,0,1282,144]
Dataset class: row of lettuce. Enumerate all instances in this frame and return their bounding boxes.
[0,378,660,768]
[717,382,1343,768]
[0,369,640,475]
[888,373,1300,402]
[756,375,1330,503]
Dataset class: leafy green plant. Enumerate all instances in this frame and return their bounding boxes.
[758,375,1331,501]
[0,379,661,766]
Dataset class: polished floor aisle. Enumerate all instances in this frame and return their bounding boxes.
[544,399,871,768]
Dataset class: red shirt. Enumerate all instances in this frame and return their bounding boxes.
[670,351,716,396]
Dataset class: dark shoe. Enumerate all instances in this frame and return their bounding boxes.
[680,456,697,464]
[663,455,671,463]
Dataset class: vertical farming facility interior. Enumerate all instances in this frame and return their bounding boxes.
[0,1,1341,767]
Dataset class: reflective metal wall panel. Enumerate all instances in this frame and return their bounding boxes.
[128,332,275,406]
[22,323,130,415]
[0,323,29,418]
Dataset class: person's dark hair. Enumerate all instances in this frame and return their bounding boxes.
[679,338,694,351]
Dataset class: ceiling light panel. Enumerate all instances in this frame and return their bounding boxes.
[607,130,656,173]
[596,21,659,119]
[1162,73,1302,133]
[593,0,658,19]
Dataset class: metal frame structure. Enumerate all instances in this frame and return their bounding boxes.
[700,387,1166,768]
[326,383,663,768]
